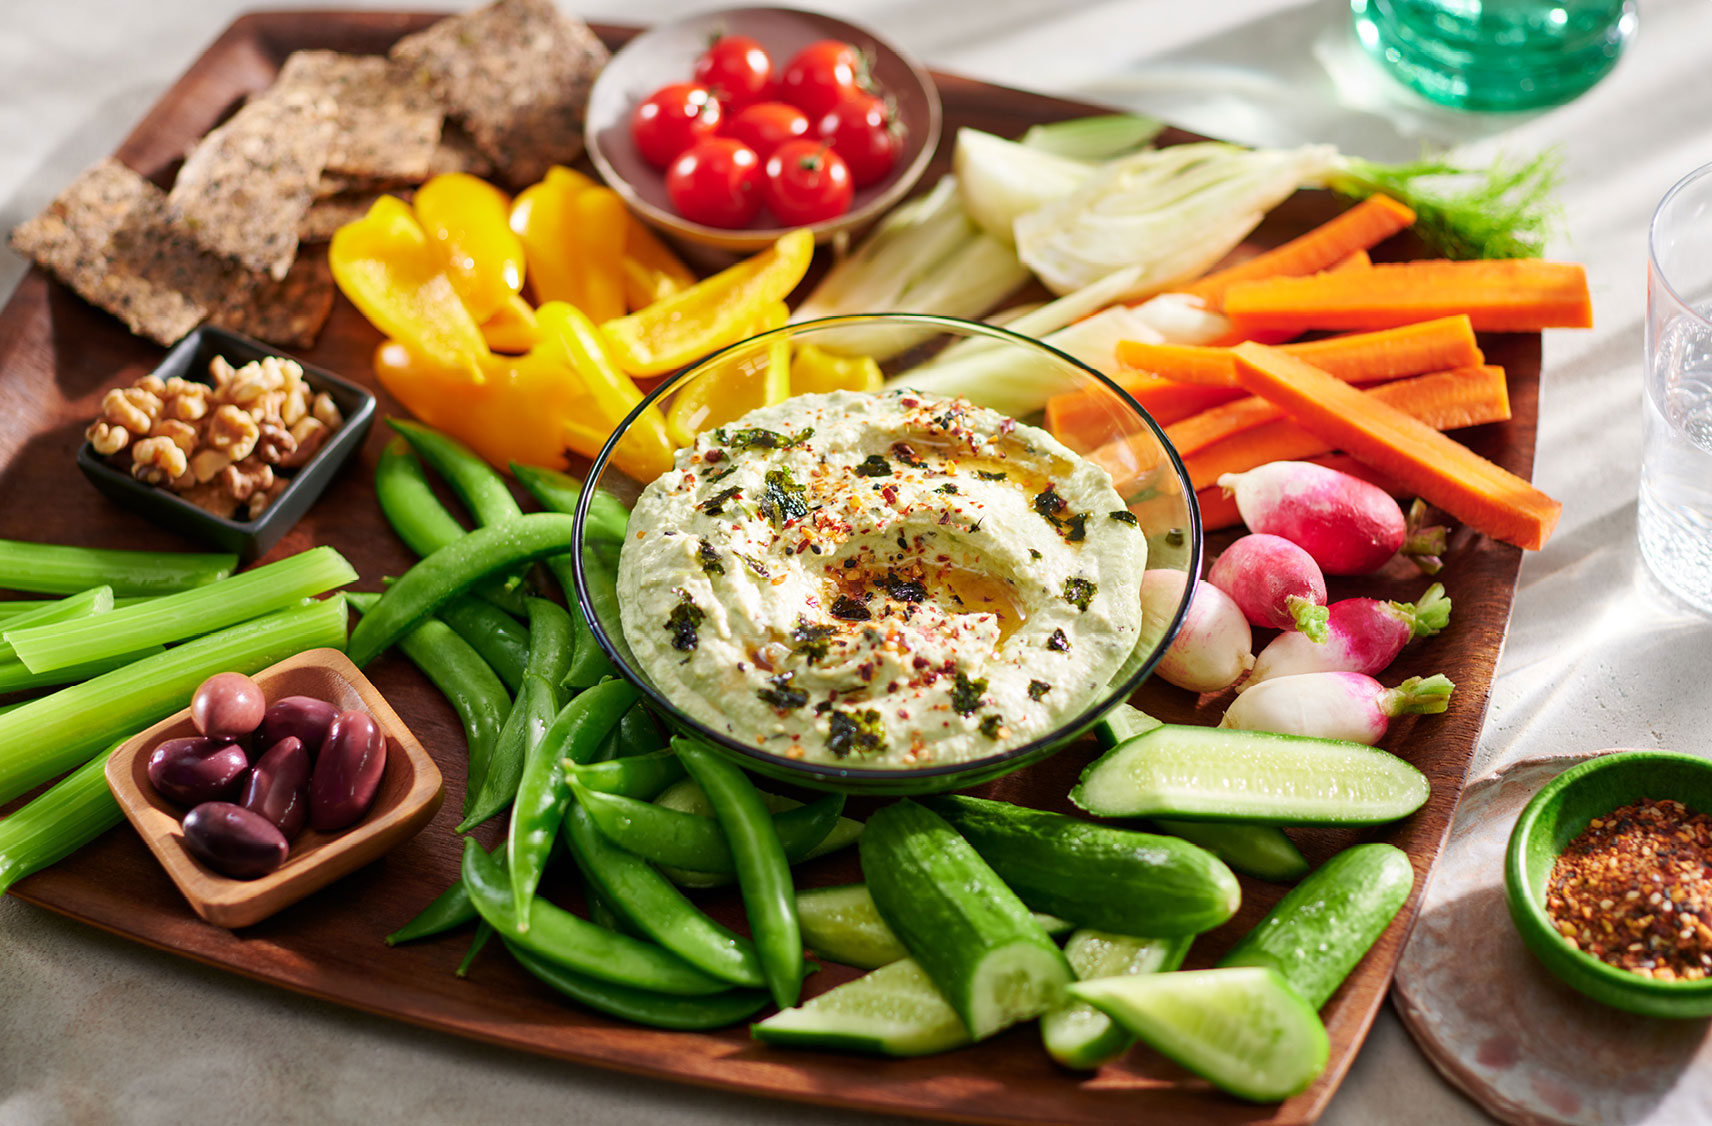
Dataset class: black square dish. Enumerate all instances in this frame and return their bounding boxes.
[76,326,375,561]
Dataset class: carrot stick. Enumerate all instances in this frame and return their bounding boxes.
[1180,195,1416,310]
[1044,374,1243,448]
[1223,259,1593,335]
[1328,249,1372,272]
[1114,315,1483,390]
[1231,343,1558,549]
[1181,364,1510,490]
[1196,453,1409,532]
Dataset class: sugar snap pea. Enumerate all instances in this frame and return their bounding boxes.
[347,593,508,803]
[564,798,765,988]
[576,784,845,873]
[390,419,522,525]
[675,740,803,1009]
[456,922,495,977]
[511,462,624,689]
[374,438,470,558]
[438,596,529,693]
[617,703,667,758]
[458,672,555,831]
[505,942,770,1031]
[375,439,527,616]
[460,838,730,995]
[347,513,580,667]
[567,750,685,800]
[518,597,575,705]
[386,873,480,945]
[508,679,639,921]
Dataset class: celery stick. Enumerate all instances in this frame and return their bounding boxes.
[0,702,28,717]
[0,596,150,620]
[0,539,235,596]
[0,595,348,805]
[0,740,125,895]
[5,547,356,674]
[0,646,165,693]
[0,586,112,663]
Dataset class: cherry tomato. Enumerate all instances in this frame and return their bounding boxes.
[667,138,763,228]
[631,83,722,169]
[763,140,853,226]
[693,34,774,111]
[817,92,900,187]
[725,101,811,162]
[779,39,865,117]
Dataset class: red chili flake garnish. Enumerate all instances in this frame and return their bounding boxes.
[1546,798,1712,981]
[881,485,899,505]
[704,448,724,463]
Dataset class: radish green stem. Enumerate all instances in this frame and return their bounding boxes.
[0,539,235,596]
[5,547,356,674]
[0,739,125,895]
[1381,674,1455,716]
[0,595,348,805]
[1393,583,1451,639]
[1285,595,1330,644]
[1402,500,1447,576]
[0,587,112,663]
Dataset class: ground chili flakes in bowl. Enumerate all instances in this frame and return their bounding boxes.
[1545,798,1712,981]
[1507,750,1712,1018]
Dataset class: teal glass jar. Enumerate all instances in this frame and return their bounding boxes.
[1351,0,1636,112]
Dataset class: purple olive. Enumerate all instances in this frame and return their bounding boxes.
[239,736,311,840]
[255,695,339,761]
[147,737,249,806]
[309,710,387,832]
[181,801,289,879]
[191,672,267,740]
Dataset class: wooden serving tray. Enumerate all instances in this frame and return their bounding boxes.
[0,11,1540,1125]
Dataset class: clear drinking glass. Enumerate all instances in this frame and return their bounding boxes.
[1350,0,1636,111]
[1641,164,1712,614]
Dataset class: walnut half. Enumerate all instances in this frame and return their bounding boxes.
[130,435,188,485]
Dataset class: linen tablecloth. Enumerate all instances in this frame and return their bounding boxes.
[4,1,1710,1122]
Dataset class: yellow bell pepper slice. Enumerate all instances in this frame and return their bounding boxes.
[414,173,526,323]
[790,343,884,394]
[664,303,793,446]
[508,168,627,324]
[537,302,675,482]
[600,228,814,377]
[622,221,698,310]
[371,340,590,473]
[330,196,489,377]
[480,294,541,354]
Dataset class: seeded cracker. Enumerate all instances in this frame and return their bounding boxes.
[9,159,210,345]
[212,254,336,350]
[273,50,442,184]
[297,189,408,244]
[169,87,336,280]
[314,123,491,198]
[390,0,608,188]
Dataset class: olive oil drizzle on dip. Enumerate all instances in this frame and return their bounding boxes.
[616,389,1146,769]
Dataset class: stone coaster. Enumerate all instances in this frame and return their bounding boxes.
[1394,752,1712,1126]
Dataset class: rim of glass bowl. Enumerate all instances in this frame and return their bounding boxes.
[570,312,1203,784]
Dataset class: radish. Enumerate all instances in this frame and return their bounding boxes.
[1243,583,1451,690]
[1220,671,1455,745]
[1218,461,1445,576]
[1206,534,1329,642]
[1140,569,1253,693]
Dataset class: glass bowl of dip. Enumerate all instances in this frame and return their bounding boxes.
[571,313,1200,796]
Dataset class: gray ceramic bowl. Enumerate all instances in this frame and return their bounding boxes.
[586,6,942,252]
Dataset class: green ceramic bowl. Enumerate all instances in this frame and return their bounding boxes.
[1505,749,1712,1018]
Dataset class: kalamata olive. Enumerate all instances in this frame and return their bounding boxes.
[255,695,339,760]
[181,801,289,879]
[147,737,249,806]
[239,736,311,840]
[191,672,267,740]
[309,710,387,831]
